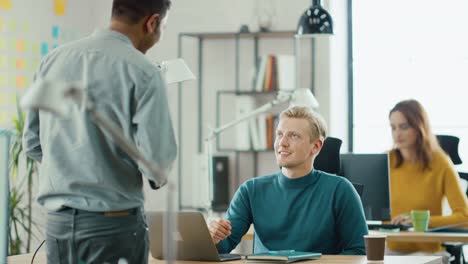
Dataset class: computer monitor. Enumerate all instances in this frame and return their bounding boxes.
[339,153,391,221]
[0,130,11,262]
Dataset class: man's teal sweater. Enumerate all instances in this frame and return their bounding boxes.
[216,170,368,255]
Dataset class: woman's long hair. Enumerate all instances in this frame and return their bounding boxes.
[389,99,441,170]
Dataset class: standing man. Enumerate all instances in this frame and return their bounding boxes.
[209,106,368,255]
[23,0,175,263]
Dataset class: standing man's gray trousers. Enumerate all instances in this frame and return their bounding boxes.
[45,207,149,264]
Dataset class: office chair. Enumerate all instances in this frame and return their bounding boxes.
[437,135,468,184]
[314,137,342,174]
[436,135,468,264]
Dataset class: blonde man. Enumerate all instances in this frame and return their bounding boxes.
[209,106,368,255]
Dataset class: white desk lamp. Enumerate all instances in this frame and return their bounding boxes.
[204,88,319,213]
[20,79,176,264]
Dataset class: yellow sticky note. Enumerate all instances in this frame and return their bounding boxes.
[31,58,39,70]
[22,22,30,33]
[31,42,40,55]
[16,58,24,70]
[23,58,29,70]
[23,40,29,52]
[0,39,6,50]
[9,93,16,105]
[9,19,16,31]
[0,73,7,86]
[0,0,12,10]
[9,112,17,122]
[0,112,7,125]
[16,75,25,88]
[0,92,6,106]
[16,39,25,52]
[54,0,66,16]
[9,75,15,86]
[24,76,31,88]
[9,39,15,50]
[9,57,15,69]
[0,55,7,68]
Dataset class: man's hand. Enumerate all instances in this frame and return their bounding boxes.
[208,218,232,244]
[391,213,412,226]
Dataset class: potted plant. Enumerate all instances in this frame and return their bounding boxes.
[8,100,38,255]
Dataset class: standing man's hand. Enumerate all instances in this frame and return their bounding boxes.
[208,218,232,244]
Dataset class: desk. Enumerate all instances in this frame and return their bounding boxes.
[7,253,442,264]
[371,230,468,243]
[242,230,468,243]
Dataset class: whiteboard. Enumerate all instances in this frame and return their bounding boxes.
[0,0,95,128]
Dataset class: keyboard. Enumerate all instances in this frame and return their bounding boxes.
[367,223,410,231]
[219,253,242,261]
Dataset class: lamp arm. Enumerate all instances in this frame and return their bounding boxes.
[206,94,290,141]
[87,106,167,188]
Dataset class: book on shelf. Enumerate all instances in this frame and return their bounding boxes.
[248,114,277,151]
[246,250,321,263]
[235,95,255,150]
[257,113,268,150]
[254,54,295,92]
[276,55,295,91]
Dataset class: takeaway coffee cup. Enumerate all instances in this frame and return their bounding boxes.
[364,235,386,261]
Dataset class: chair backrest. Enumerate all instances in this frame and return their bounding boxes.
[352,183,364,198]
[314,137,343,174]
[437,134,462,165]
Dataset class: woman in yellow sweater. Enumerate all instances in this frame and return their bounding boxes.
[388,99,468,256]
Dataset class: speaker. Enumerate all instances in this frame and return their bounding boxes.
[211,156,229,212]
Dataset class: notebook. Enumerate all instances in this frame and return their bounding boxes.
[246,250,321,263]
[426,222,468,233]
[146,211,241,262]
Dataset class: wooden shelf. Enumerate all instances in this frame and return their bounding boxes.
[217,149,275,153]
[180,31,296,40]
[217,90,278,96]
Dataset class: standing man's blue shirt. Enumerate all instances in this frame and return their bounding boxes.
[216,170,368,255]
[22,29,177,212]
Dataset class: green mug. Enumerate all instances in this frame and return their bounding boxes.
[410,210,430,232]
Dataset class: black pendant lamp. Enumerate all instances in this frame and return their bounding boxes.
[297,0,333,35]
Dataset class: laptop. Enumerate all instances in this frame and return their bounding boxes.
[147,211,241,261]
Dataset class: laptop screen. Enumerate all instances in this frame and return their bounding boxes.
[0,130,11,262]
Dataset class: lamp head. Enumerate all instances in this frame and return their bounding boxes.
[21,79,86,117]
[297,0,333,36]
[290,88,319,109]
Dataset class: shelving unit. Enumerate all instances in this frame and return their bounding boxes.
[177,31,315,211]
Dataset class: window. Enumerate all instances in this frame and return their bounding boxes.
[352,0,468,171]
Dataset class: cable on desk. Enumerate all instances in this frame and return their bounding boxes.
[31,239,45,264]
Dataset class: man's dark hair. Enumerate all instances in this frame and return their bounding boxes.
[112,0,171,24]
